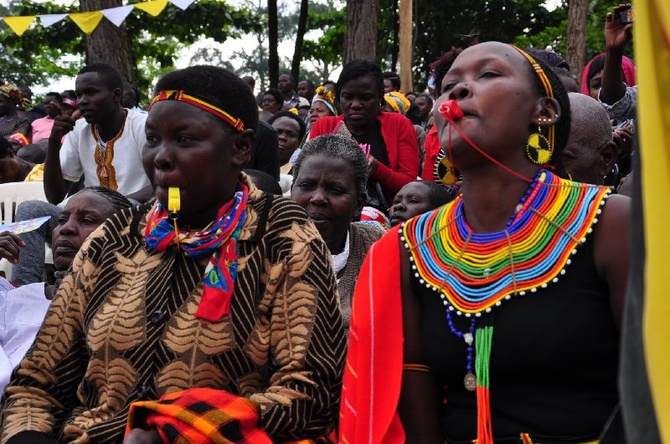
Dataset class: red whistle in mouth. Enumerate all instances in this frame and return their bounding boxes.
[439,99,464,121]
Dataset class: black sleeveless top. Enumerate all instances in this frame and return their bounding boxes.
[413,235,619,443]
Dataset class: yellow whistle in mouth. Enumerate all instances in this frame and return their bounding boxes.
[168,187,180,213]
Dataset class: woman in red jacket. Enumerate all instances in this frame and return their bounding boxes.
[309,59,419,213]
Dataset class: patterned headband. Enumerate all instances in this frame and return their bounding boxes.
[312,86,337,116]
[0,83,21,102]
[150,90,244,132]
[510,45,556,152]
[62,97,77,108]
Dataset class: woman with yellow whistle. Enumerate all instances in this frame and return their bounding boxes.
[1,66,345,444]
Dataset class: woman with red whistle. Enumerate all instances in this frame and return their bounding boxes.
[339,41,630,444]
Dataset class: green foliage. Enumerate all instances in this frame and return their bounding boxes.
[302,2,345,81]
[377,0,565,90]
[0,0,260,89]
[514,0,633,61]
[0,0,84,86]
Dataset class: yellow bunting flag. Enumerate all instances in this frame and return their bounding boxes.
[636,0,670,439]
[134,0,169,17]
[68,11,104,34]
[2,16,36,36]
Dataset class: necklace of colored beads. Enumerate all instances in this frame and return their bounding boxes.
[401,169,611,441]
[401,169,611,316]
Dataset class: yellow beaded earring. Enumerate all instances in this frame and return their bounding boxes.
[526,125,553,165]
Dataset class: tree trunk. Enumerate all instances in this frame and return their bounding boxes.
[344,0,379,63]
[398,0,413,93]
[268,0,279,89]
[566,0,588,79]
[80,0,136,86]
[391,0,399,72]
[291,0,309,82]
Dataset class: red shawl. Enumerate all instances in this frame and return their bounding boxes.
[339,227,406,444]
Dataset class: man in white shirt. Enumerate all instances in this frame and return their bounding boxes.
[44,63,152,205]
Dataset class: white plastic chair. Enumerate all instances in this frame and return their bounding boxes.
[0,182,48,280]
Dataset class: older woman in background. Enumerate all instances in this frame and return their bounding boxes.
[291,134,385,328]
[0,187,132,393]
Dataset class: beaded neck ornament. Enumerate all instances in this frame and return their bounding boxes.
[401,169,611,443]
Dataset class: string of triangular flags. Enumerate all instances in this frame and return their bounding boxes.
[1,0,196,36]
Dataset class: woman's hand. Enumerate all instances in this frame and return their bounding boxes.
[123,428,162,444]
[613,125,634,159]
[605,4,633,52]
[0,231,25,264]
[368,155,379,177]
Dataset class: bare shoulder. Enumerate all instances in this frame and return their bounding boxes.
[594,193,631,249]
[592,193,631,328]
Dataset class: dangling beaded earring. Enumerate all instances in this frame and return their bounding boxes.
[434,150,457,186]
[526,119,553,165]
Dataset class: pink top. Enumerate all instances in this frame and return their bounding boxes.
[31,116,55,142]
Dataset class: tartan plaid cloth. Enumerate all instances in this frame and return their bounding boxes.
[125,388,272,444]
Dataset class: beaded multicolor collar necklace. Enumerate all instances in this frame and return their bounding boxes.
[402,169,611,316]
[401,169,611,443]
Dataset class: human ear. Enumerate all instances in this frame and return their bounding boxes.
[111,88,123,104]
[230,128,255,169]
[353,193,367,220]
[533,97,561,127]
[599,140,619,177]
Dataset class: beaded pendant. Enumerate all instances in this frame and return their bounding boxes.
[401,170,611,316]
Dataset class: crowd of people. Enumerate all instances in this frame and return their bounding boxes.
[0,3,644,443]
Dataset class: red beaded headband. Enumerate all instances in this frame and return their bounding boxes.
[150,90,245,132]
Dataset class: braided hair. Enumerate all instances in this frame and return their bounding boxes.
[81,186,133,212]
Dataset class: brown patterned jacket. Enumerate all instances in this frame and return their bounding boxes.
[1,179,346,443]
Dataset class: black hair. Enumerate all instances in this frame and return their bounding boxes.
[382,71,401,91]
[586,54,606,87]
[299,79,315,88]
[262,88,284,106]
[81,186,133,212]
[244,169,283,195]
[524,48,571,71]
[268,110,307,140]
[336,60,384,102]
[278,73,296,85]
[125,86,140,101]
[293,134,369,197]
[78,63,123,92]
[61,90,76,100]
[45,92,63,103]
[430,47,464,98]
[416,93,434,106]
[411,180,454,208]
[155,66,259,134]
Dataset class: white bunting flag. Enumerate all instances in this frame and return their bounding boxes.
[102,5,134,27]
[170,0,196,10]
[38,13,67,27]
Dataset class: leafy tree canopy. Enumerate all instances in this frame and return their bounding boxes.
[0,0,260,91]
